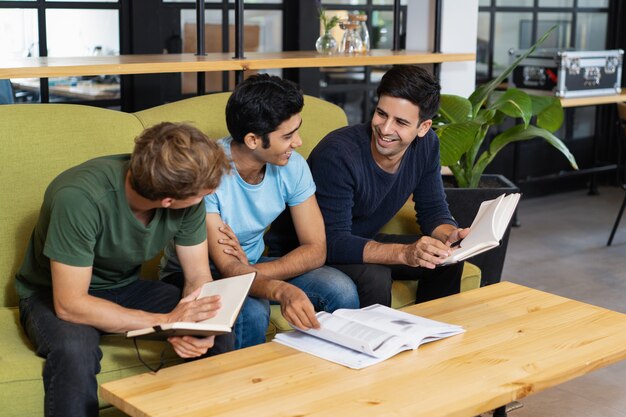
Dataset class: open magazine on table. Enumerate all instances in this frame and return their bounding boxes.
[441,192,521,265]
[273,304,464,369]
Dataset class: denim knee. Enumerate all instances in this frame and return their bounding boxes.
[234,296,270,349]
[314,267,359,310]
[288,266,360,311]
[47,328,102,374]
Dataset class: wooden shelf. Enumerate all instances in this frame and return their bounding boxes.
[0,50,475,80]
[560,92,626,108]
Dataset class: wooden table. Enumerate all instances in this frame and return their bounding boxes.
[11,79,120,101]
[100,282,626,417]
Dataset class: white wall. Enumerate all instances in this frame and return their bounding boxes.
[406,0,478,98]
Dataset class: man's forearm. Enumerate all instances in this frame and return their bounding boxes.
[254,242,325,281]
[54,294,167,334]
[180,271,213,297]
[363,240,408,265]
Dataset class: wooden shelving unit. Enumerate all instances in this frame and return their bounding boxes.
[0,50,475,80]
[560,92,626,108]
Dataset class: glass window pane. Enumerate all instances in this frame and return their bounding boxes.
[46,9,119,56]
[371,10,398,50]
[0,8,39,59]
[1,9,39,103]
[496,0,533,6]
[493,12,532,77]
[535,12,572,49]
[538,0,573,7]
[479,0,491,5]
[477,12,490,81]
[46,9,120,102]
[163,0,282,2]
[321,0,366,5]
[578,0,608,6]
[372,0,407,5]
[180,9,282,94]
[576,13,607,50]
[47,0,117,2]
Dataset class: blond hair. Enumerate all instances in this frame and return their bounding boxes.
[129,122,230,200]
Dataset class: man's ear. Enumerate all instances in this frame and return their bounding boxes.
[161,197,174,208]
[243,132,261,150]
[417,120,432,138]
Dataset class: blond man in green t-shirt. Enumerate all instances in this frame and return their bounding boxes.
[16,122,230,417]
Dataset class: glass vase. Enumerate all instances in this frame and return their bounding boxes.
[339,23,363,55]
[315,31,337,55]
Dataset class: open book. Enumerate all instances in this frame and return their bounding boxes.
[441,192,521,265]
[273,304,464,369]
[126,272,255,340]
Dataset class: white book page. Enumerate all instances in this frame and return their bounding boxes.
[443,241,498,265]
[273,332,390,369]
[440,193,522,265]
[126,272,254,339]
[302,311,411,359]
[494,193,521,238]
[458,194,504,249]
[334,304,464,349]
[196,272,255,327]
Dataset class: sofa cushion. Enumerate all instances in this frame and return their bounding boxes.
[0,104,143,308]
[0,307,182,416]
[133,93,348,161]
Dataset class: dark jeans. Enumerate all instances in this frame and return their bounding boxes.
[330,233,464,307]
[19,280,181,417]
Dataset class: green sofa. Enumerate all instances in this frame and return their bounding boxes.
[0,93,480,417]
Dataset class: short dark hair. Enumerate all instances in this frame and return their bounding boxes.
[376,65,441,123]
[225,74,304,148]
[130,122,230,201]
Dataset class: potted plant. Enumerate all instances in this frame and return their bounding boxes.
[316,8,341,55]
[433,26,578,285]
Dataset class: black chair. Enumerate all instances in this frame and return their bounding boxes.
[607,102,626,246]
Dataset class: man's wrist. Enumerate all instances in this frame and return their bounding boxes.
[263,279,286,302]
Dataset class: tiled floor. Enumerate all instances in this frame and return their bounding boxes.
[494,185,626,417]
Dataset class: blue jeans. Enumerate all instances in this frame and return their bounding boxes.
[19,280,181,417]
[233,257,359,349]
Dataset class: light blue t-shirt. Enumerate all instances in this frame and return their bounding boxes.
[204,136,316,264]
[160,137,315,278]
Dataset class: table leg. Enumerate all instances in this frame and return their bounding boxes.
[493,405,507,417]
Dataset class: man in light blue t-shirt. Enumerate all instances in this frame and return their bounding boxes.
[161,74,358,348]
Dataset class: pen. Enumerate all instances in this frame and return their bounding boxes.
[450,239,462,248]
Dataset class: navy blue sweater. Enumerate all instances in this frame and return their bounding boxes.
[309,123,456,264]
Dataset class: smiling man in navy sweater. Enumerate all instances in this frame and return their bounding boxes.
[268,65,469,307]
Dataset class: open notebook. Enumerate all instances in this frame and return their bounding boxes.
[442,193,521,265]
[126,272,255,340]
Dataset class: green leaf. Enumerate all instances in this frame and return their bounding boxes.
[487,88,533,127]
[489,125,578,170]
[532,96,564,132]
[475,109,496,124]
[436,121,483,166]
[439,95,472,123]
[468,24,559,114]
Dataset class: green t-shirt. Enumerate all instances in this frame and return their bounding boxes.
[15,155,207,299]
